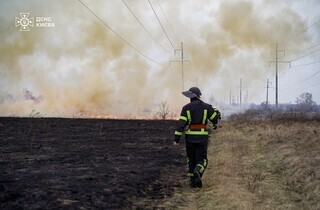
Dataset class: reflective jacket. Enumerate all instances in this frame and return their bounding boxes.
[174,98,219,143]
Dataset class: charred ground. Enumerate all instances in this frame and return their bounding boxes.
[0,117,186,209]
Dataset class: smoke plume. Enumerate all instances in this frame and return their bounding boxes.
[0,0,317,117]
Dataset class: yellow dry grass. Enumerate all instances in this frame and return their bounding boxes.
[163,118,320,210]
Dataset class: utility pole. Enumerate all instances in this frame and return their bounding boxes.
[240,77,242,109]
[244,87,248,105]
[169,42,190,91]
[229,90,232,105]
[269,43,290,108]
[266,78,273,108]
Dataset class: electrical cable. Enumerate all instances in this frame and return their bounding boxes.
[280,59,320,77]
[122,0,173,55]
[156,0,179,43]
[300,81,320,90]
[148,0,175,51]
[283,80,320,92]
[287,18,320,41]
[291,60,320,68]
[280,70,320,90]
[286,43,320,57]
[279,66,291,78]
[292,71,320,88]
[78,0,160,65]
[291,47,320,62]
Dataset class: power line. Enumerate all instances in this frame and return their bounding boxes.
[283,80,320,93]
[287,18,320,41]
[291,47,320,62]
[148,0,175,51]
[300,81,320,90]
[78,0,160,65]
[291,59,320,68]
[281,70,320,90]
[156,0,179,43]
[280,60,320,78]
[294,70,320,87]
[286,42,320,57]
[122,0,173,55]
[279,66,291,78]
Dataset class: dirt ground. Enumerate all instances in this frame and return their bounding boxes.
[0,117,186,209]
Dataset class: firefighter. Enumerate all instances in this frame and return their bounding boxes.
[174,87,220,188]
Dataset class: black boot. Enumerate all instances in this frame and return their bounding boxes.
[190,177,196,188]
[194,171,202,188]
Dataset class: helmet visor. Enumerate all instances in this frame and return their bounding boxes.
[182,90,199,98]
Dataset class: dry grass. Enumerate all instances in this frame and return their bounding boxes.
[163,113,320,209]
[258,120,320,209]
[229,110,320,122]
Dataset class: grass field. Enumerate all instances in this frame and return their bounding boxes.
[163,114,320,209]
[1,113,319,209]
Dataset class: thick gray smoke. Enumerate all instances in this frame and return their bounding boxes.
[0,0,317,117]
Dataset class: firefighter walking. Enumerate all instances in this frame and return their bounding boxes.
[174,87,220,188]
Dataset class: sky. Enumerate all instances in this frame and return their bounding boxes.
[0,0,320,117]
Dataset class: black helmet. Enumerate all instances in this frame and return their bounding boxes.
[182,87,202,98]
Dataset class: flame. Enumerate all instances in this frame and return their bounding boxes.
[86,114,152,120]
[86,114,178,120]
[88,115,120,119]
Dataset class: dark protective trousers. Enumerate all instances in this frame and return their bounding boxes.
[186,141,208,177]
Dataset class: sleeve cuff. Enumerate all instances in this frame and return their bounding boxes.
[174,131,183,136]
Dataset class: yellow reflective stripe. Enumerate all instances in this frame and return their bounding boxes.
[185,130,208,135]
[186,110,191,124]
[203,159,207,167]
[179,116,188,121]
[187,173,194,177]
[202,109,207,124]
[174,131,183,136]
[209,112,217,120]
[197,164,205,173]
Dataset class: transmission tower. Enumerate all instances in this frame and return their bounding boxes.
[170,42,190,91]
[269,43,290,108]
[265,78,273,108]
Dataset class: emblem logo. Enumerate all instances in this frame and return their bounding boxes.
[15,13,34,31]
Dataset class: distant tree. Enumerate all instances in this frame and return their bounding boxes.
[154,101,171,120]
[296,92,317,112]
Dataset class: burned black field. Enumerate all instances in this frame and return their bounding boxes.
[0,117,185,209]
